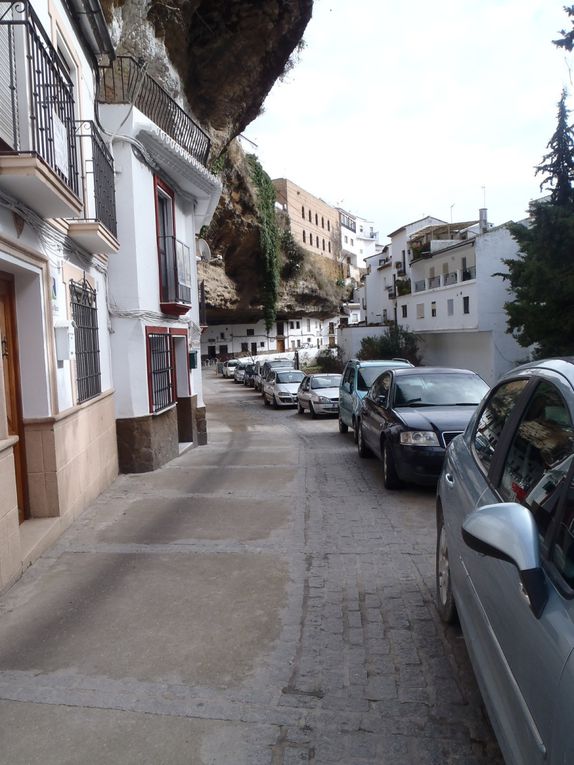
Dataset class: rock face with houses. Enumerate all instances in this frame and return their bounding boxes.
[0,0,310,591]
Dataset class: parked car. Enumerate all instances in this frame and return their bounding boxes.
[263,368,305,408]
[357,366,488,489]
[233,360,249,383]
[436,358,574,765]
[339,358,413,439]
[221,359,239,378]
[297,373,342,418]
[255,358,294,392]
[243,363,256,387]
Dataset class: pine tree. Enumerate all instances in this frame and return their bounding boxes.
[499,91,574,358]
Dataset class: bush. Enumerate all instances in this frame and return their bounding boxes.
[357,328,421,365]
[315,346,345,373]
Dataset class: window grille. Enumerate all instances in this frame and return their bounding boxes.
[69,278,101,403]
[147,331,174,412]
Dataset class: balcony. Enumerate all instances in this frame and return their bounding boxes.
[428,275,441,289]
[0,1,82,217]
[444,272,458,286]
[66,121,118,253]
[97,56,210,167]
[158,235,192,315]
[414,279,426,293]
[462,266,476,281]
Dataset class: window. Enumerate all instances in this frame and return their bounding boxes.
[431,301,437,317]
[260,342,264,347]
[344,235,348,244]
[416,303,424,319]
[401,305,407,318]
[322,239,325,250]
[297,339,301,347]
[302,230,306,243]
[447,298,454,316]
[69,278,101,403]
[350,239,354,246]
[241,342,248,352]
[499,382,574,544]
[308,210,312,222]
[321,216,324,228]
[296,321,300,329]
[328,242,331,253]
[307,319,311,331]
[220,332,225,340]
[246,328,254,336]
[327,221,331,232]
[289,321,294,329]
[473,380,529,472]
[463,296,470,314]
[315,213,318,225]
[155,177,191,311]
[146,329,174,413]
[301,205,305,218]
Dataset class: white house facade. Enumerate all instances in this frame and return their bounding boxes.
[98,56,221,472]
[0,0,119,589]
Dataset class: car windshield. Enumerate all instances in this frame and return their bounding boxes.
[358,365,401,391]
[276,371,305,384]
[311,375,342,389]
[393,373,489,407]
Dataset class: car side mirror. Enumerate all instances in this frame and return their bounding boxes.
[462,502,548,618]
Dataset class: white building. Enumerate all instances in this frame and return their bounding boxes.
[338,209,380,283]
[201,315,340,359]
[0,0,118,589]
[98,57,221,471]
[344,209,527,384]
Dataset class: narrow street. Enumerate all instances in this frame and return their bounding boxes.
[0,372,502,764]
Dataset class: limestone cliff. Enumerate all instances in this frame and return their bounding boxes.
[101,0,344,323]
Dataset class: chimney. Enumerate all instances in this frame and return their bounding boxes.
[479,208,488,234]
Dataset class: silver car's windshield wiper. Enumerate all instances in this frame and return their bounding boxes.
[399,399,439,407]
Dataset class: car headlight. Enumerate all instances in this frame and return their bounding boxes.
[316,396,331,403]
[400,431,439,446]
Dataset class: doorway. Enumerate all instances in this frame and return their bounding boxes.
[0,275,27,522]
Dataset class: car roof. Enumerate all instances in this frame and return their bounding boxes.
[500,357,574,386]
[391,366,481,376]
[348,359,412,367]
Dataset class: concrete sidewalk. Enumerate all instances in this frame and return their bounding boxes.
[0,374,301,764]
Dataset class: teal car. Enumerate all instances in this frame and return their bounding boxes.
[338,358,413,439]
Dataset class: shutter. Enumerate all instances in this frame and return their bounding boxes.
[0,23,17,149]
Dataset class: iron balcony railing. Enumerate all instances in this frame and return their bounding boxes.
[462,266,476,281]
[0,0,80,197]
[75,121,117,236]
[97,56,211,167]
[158,235,192,307]
[444,272,458,286]
[428,275,441,289]
[414,279,426,293]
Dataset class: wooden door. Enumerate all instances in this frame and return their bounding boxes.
[0,276,27,522]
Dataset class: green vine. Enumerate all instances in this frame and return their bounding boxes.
[280,228,306,280]
[247,154,279,331]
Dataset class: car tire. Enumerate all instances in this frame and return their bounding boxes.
[338,417,348,433]
[273,395,279,410]
[382,441,402,490]
[357,423,370,458]
[436,511,457,624]
[310,402,317,419]
[297,402,304,414]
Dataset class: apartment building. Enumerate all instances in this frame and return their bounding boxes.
[338,209,380,282]
[0,0,118,589]
[273,177,341,261]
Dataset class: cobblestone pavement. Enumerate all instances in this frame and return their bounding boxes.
[0,373,503,764]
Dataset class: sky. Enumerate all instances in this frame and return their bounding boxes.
[243,0,572,242]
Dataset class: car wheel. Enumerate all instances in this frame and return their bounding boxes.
[382,441,402,490]
[310,402,317,419]
[357,422,370,458]
[436,511,457,624]
[297,401,304,414]
[273,395,279,410]
[338,417,348,433]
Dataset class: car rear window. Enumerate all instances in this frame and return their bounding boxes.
[276,371,305,384]
[311,375,342,389]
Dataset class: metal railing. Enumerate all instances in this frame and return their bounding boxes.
[97,56,210,167]
[414,279,426,293]
[158,235,192,306]
[0,0,79,197]
[444,272,458,286]
[147,331,174,413]
[75,121,117,236]
[428,275,441,288]
[462,266,476,281]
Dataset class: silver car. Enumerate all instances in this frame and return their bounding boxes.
[436,358,574,765]
[297,373,342,418]
[262,369,305,408]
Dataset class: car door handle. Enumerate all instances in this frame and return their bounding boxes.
[444,472,455,487]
